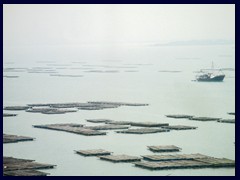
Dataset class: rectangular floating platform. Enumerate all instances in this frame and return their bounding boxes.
[4,106,30,111]
[3,134,34,143]
[106,121,133,125]
[116,128,169,134]
[165,115,194,119]
[194,157,235,167]
[189,117,221,121]
[50,103,95,108]
[130,122,169,127]
[142,153,212,161]
[25,101,149,112]
[99,155,141,163]
[33,123,106,136]
[162,125,197,130]
[26,107,77,114]
[4,169,48,176]
[3,157,56,174]
[134,160,209,170]
[86,119,113,123]
[41,109,77,114]
[134,157,235,170]
[4,161,55,172]
[147,145,181,152]
[3,157,34,164]
[106,120,169,127]
[91,104,120,109]
[3,113,17,117]
[78,106,116,110]
[217,119,235,124]
[3,75,19,78]
[27,102,121,111]
[88,101,149,106]
[51,102,119,109]
[75,149,112,156]
[86,125,130,130]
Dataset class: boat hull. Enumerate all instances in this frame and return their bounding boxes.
[197,75,225,82]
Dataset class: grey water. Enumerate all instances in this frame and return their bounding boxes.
[3,44,235,176]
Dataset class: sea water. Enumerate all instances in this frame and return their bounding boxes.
[3,44,235,176]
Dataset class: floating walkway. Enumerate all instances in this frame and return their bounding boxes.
[33,123,106,136]
[3,134,34,143]
[116,128,169,134]
[99,155,141,163]
[75,149,112,156]
[3,157,56,176]
[147,145,181,152]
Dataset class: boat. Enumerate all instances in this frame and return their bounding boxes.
[195,62,225,82]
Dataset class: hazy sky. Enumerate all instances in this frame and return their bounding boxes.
[3,4,235,46]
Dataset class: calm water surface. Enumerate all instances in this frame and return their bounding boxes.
[3,44,235,176]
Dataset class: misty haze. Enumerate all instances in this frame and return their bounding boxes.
[3,4,235,176]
